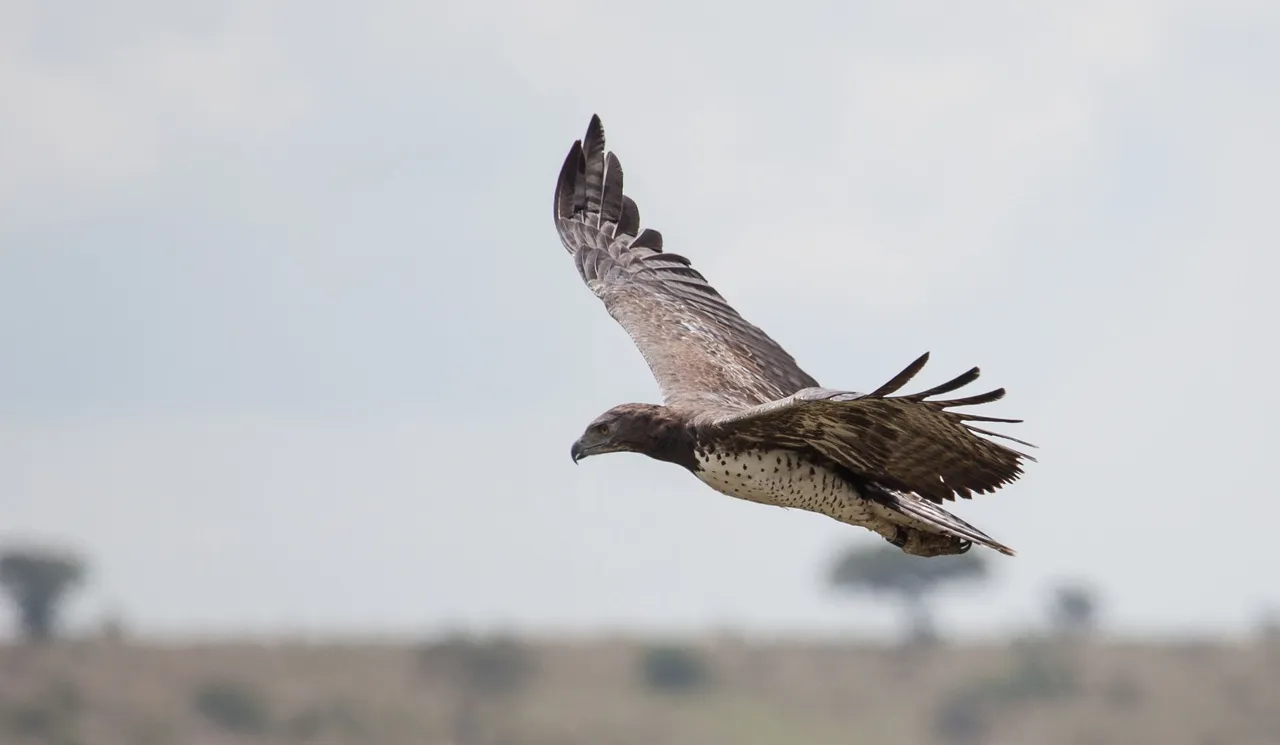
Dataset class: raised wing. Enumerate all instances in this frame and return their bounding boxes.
[553,115,818,411]
[699,352,1036,503]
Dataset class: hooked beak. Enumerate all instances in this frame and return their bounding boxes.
[571,436,617,464]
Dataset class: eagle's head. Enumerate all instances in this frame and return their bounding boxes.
[570,403,689,465]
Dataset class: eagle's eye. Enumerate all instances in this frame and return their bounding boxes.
[593,422,611,437]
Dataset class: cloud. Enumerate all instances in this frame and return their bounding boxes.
[0,2,313,215]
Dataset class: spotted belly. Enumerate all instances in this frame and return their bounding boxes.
[691,447,985,557]
[691,448,875,523]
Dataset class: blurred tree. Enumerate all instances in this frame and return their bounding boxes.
[0,547,87,641]
[419,634,536,744]
[827,543,988,644]
[1049,581,1099,637]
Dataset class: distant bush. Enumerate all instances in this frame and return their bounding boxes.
[419,634,536,696]
[97,613,129,644]
[1049,581,1100,638]
[0,678,84,740]
[191,678,271,734]
[2,701,61,738]
[933,689,990,744]
[639,644,711,693]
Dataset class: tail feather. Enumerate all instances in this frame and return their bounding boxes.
[872,487,1016,556]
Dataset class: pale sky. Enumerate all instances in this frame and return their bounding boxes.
[1,0,1277,641]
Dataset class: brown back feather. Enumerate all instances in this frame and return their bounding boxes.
[702,353,1036,503]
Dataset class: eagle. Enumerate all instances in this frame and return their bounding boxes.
[555,115,1034,557]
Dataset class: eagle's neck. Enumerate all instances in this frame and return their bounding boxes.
[634,413,699,473]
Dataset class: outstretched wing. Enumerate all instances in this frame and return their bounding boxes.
[553,115,818,412]
[699,353,1036,503]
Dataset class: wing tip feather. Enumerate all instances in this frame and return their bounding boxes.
[553,138,582,223]
[869,352,930,397]
[554,114,637,241]
[585,113,605,147]
[632,227,663,251]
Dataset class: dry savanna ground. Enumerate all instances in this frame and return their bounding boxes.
[1,634,1279,745]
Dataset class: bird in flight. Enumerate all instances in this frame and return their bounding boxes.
[555,115,1034,556]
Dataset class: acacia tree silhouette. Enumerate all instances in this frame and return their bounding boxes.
[828,543,989,644]
[0,547,86,641]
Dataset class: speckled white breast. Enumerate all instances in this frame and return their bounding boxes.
[692,448,874,523]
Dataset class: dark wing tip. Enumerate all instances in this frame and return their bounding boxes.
[937,387,1006,407]
[904,366,981,402]
[617,196,641,237]
[554,139,583,223]
[601,152,626,229]
[631,227,664,252]
[555,114,628,234]
[586,113,605,146]
[869,352,930,397]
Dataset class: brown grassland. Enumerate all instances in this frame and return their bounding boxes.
[1,635,1278,745]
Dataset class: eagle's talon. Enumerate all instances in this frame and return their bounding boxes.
[889,527,910,548]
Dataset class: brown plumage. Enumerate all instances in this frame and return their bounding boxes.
[557,115,1036,557]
